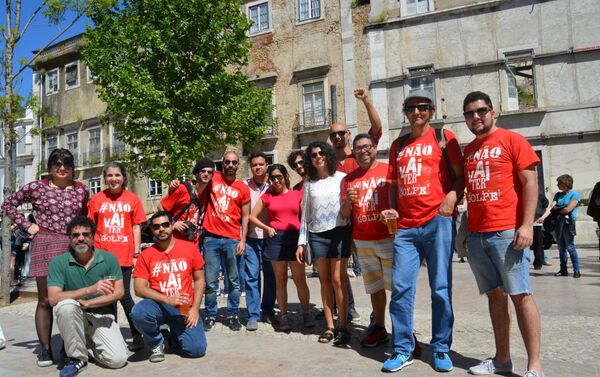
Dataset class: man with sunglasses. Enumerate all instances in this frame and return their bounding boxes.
[243,152,276,330]
[330,88,383,174]
[132,211,207,363]
[159,158,214,248]
[202,151,251,331]
[381,89,464,373]
[287,150,307,191]
[462,92,544,377]
[47,215,127,377]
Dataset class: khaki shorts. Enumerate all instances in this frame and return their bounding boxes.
[354,238,393,294]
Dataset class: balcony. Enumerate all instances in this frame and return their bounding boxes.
[261,119,278,139]
[78,146,129,168]
[293,109,332,133]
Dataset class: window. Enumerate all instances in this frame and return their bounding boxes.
[148,178,163,198]
[65,61,79,90]
[407,66,435,105]
[298,0,321,22]
[46,134,58,157]
[504,50,535,111]
[86,66,96,83]
[401,0,433,16]
[46,68,59,95]
[88,128,102,165]
[66,132,78,165]
[248,1,270,34]
[302,81,325,125]
[88,177,102,195]
[111,128,127,159]
[16,125,26,156]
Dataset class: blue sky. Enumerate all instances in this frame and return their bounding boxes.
[1,2,89,102]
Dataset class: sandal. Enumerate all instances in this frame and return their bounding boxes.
[333,329,351,346]
[318,328,335,343]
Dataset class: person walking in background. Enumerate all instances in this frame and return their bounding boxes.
[249,164,312,331]
[296,141,352,346]
[87,161,147,351]
[538,174,582,278]
[454,197,468,263]
[586,180,600,259]
[532,192,550,270]
[1,148,89,367]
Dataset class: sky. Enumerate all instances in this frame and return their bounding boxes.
[1,1,89,103]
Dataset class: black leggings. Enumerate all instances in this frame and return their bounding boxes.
[116,266,140,337]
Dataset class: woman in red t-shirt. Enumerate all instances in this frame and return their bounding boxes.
[88,161,147,351]
[249,164,312,331]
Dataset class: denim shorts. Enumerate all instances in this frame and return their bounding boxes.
[467,229,532,295]
[265,230,299,262]
[308,226,352,260]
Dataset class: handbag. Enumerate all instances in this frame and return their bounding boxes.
[301,180,313,266]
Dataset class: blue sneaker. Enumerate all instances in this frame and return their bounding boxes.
[433,352,453,372]
[382,352,413,373]
[59,359,87,377]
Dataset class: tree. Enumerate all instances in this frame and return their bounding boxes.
[0,0,102,306]
[83,0,272,181]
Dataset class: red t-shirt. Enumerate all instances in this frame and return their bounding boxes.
[337,127,382,174]
[464,127,540,232]
[261,189,302,231]
[88,189,147,267]
[160,181,208,243]
[341,162,391,240]
[293,180,304,192]
[134,239,205,303]
[387,127,463,229]
[203,172,251,240]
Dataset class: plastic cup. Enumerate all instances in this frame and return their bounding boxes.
[104,275,117,287]
[384,213,398,235]
[179,293,190,316]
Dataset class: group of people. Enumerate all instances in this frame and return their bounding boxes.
[2,86,576,377]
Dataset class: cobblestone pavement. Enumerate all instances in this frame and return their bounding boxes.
[1,246,599,376]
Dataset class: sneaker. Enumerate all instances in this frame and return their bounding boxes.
[468,358,513,375]
[204,316,216,332]
[303,312,315,328]
[246,319,258,331]
[128,334,145,352]
[382,352,413,373]
[260,313,276,325]
[59,359,87,377]
[361,326,389,348]
[241,291,246,297]
[149,343,165,363]
[524,371,545,377]
[278,315,291,331]
[554,270,568,277]
[227,316,242,331]
[433,352,453,372]
[543,260,552,266]
[37,347,53,367]
[573,271,581,278]
[349,307,361,322]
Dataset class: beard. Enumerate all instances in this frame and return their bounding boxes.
[73,244,90,254]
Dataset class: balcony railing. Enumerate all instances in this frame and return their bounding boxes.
[293,109,332,133]
[262,119,278,138]
[77,146,129,168]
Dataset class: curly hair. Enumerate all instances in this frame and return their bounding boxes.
[267,164,290,189]
[286,150,305,171]
[66,215,97,236]
[305,141,337,180]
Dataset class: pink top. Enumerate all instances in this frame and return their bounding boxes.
[260,189,302,231]
[1,178,89,234]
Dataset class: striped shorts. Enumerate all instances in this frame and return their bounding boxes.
[354,237,393,294]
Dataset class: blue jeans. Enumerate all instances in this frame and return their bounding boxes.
[204,236,241,317]
[131,299,206,357]
[557,229,580,273]
[244,238,276,320]
[390,214,454,354]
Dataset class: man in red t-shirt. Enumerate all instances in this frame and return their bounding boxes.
[381,89,464,373]
[462,91,544,377]
[159,158,214,247]
[340,133,393,349]
[202,151,251,332]
[131,211,206,362]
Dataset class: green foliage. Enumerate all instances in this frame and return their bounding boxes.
[83,0,272,181]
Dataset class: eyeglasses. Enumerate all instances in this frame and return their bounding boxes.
[51,162,73,170]
[463,107,491,119]
[269,174,284,182]
[223,160,239,166]
[70,232,92,239]
[353,144,374,153]
[329,130,347,139]
[199,169,214,175]
[310,151,326,159]
[151,221,171,230]
[403,104,432,113]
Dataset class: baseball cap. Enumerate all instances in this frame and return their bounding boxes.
[403,89,435,107]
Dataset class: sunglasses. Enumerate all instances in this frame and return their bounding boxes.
[329,130,347,139]
[51,162,74,170]
[223,160,239,166]
[353,144,374,153]
[269,174,284,182]
[199,169,214,175]
[293,160,304,168]
[403,104,432,113]
[310,150,327,159]
[151,221,171,230]
[463,107,491,119]
[70,232,92,239]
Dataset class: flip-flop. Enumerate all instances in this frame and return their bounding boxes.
[318,328,335,343]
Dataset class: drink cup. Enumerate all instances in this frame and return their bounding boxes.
[103,275,116,287]
[179,293,190,316]
[384,214,398,235]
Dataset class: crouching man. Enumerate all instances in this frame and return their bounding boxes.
[48,216,128,377]
[131,211,207,362]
